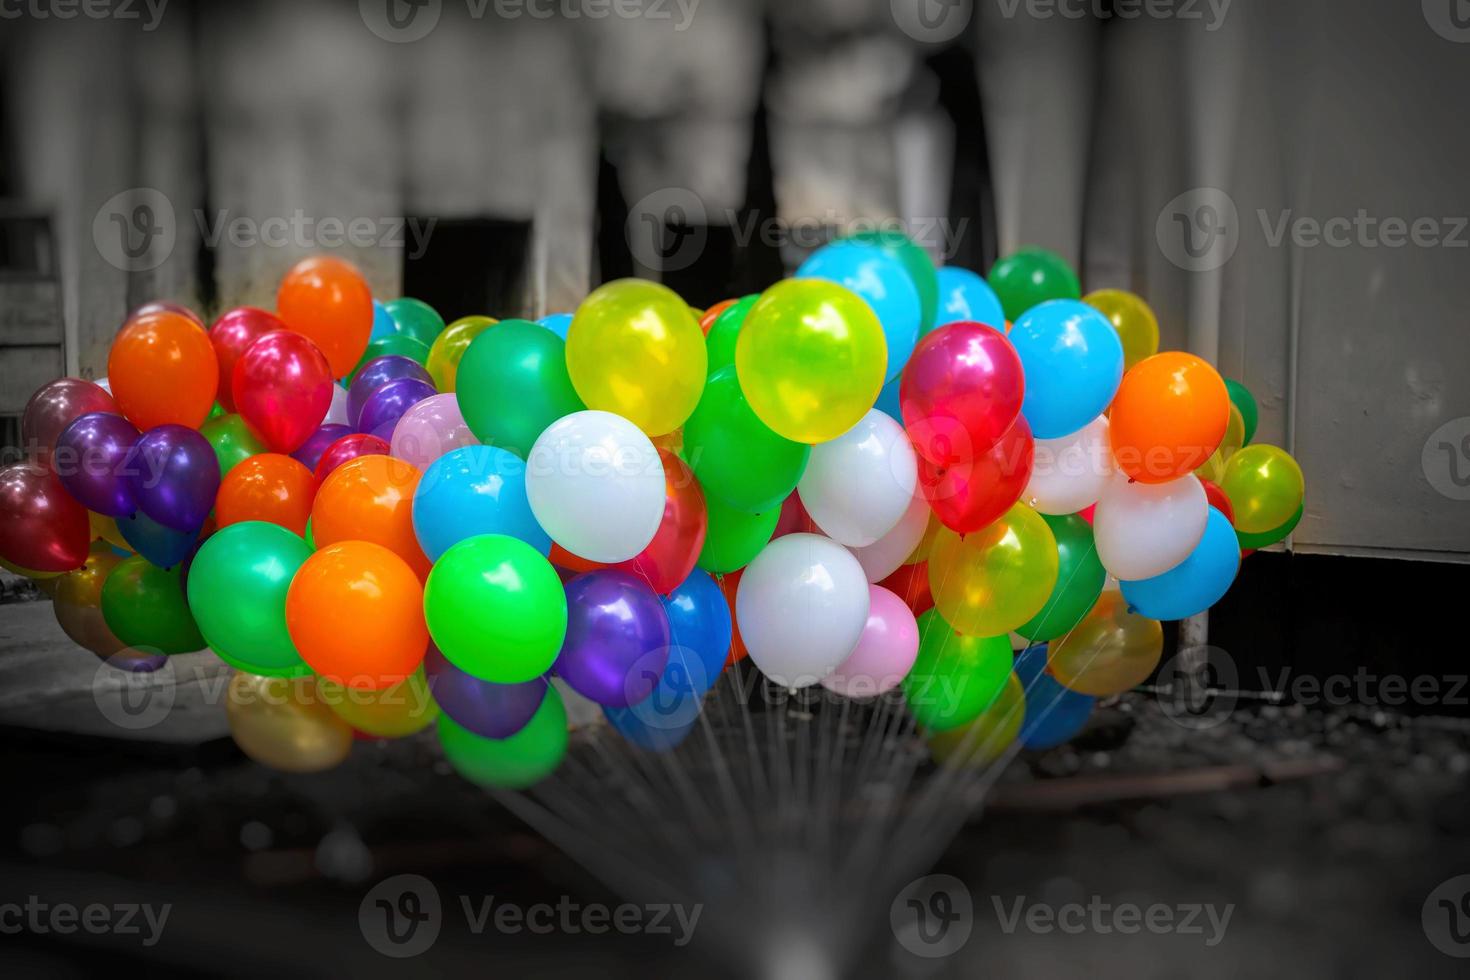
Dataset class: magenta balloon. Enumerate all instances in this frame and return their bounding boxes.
[209,307,286,412]
[390,394,477,471]
[21,378,118,465]
[55,412,142,516]
[899,321,1025,465]
[124,425,220,531]
[291,423,353,471]
[232,330,334,453]
[357,377,436,438]
[555,570,671,707]
[819,585,920,697]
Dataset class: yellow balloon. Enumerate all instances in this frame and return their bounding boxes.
[904,512,942,565]
[53,542,126,656]
[318,668,437,738]
[928,671,1025,768]
[0,555,63,580]
[928,505,1059,637]
[427,315,498,392]
[1047,589,1163,696]
[566,279,706,437]
[1194,403,1245,483]
[1084,289,1160,370]
[89,511,131,552]
[225,672,354,773]
[1220,443,1304,534]
[735,279,887,444]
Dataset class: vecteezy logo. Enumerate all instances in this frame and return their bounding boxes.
[360,874,442,957]
[890,874,973,958]
[1424,0,1470,43]
[91,655,177,731]
[93,188,176,272]
[890,0,973,44]
[1422,874,1470,957]
[1422,417,1470,501]
[625,187,708,274]
[1156,187,1239,272]
[1156,646,1238,731]
[360,0,442,43]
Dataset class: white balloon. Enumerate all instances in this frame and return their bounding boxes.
[324,382,350,426]
[798,409,918,547]
[525,410,665,563]
[1094,471,1208,580]
[1024,414,1114,515]
[848,491,931,583]
[737,533,871,688]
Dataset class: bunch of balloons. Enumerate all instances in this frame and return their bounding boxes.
[1,239,1305,783]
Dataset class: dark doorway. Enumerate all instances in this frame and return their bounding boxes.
[401,218,533,322]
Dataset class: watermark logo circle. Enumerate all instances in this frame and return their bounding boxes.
[625,645,709,731]
[890,873,973,958]
[360,874,442,957]
[360,0,442,43]
[625,186,708,274]
[1421,417,1470,501]
[91,653,177,731]
[1156,187,1239,272]
[93,188,175,273]
[1422,874,1470,957]
[890,0,973,45]
[1155,645,1238,731]
[1423,0,1470,43]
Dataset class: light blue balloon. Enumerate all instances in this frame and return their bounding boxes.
[537,313,573,340]
[935,265,1006,332]
[661,570,732,695]
[1120,507,1240,620]
[1009,299,1124,439]
[412,445,551,562]
[797,240,921,381]
[875,374,903,423]
[369,300,397,342]
[1014,645,1094,749]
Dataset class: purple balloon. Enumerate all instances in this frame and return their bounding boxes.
[125,425,219,532]
[348,355,433,427]
[291,423,353,471]
[357,378,436,438]
[555,570,671,707]
[424,644,548,739]
[55,412,141,516]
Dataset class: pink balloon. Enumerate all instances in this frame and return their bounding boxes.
[819,585,920,698]
[899,321,1024,466]
[389,394,478,471]
[21,378,117,466]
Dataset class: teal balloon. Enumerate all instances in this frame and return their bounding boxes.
[370,301,397,342]
[385,297,446,347]
[186,521,312,677]
[456,319,585,458]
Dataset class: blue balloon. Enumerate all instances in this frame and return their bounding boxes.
[875,374,903,423]
[935,266,1006,332]
[412,446,550,562]
[603,694,699,753]
[1014,644,1094,750]
[1120,507,1240,620]
[797,241,921,381]
[369,300,397,342]
[538,313,573,340]
[1009,299,1124,439]
[660,569,732,695]
[116,509,198,568]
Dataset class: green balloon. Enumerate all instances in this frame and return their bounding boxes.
[683,366,809,514]
[1224,378,1259,445]
[201,413,266,479]
[349,334,432,382]
[845,228,940,331]
[456,319,586,458]
[384,297,446,348]
[207,401,225,421]
[1015,513,1105,642]
[437,686,567,789]
[304,515,315,550]
[705,294,757,376]
[902,609,1012,732]
[186,521,311,677]
[101,556,205,655]
[424,534,567,683]
[697,492,779,574]
[988,247,1081,322]
[1237,503,1302,551]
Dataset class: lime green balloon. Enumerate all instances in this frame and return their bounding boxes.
[384,297,445,348]
[424,534,567,683]
[349,334,432,383]
[207,401,225,421]
[683,366,809,514]
[456,319,586,458]
[1224,378,1259,445]
[902,609,1013,731]
[186,521,312,677]
[1221,444,1304,534]
[1237,502,1303,551]
[201,413,266,479]
[987,247,1081,321]
[845,228,940,331]
[101,556,205,654]
[437,685,567,789]
[1015,512,1106,642]
[705,294,757,376]
[697,494,779,574]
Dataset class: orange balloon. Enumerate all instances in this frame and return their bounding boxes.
[216,453,315,535]
[311,454,428,579]
[719,568,748,664]
[549,542,607,575]
[284,541,427,689]
[1108,352,1229,484]
[107,310,218,430]
[699,299,737,336]
[275,256,373,379]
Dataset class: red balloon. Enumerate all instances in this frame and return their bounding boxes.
[900,321,1025,466]
[772,491,819,539]
[209,307,286,411]
[1078,503,1096,524]
[878,561,934,617]
[617,450,707,595]
[918,415,1034,534]
[232,331,334,453]
[0,461,90,571]
[1200,478,1235,526]
[21,378,117,466]
[312,433,389,488]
